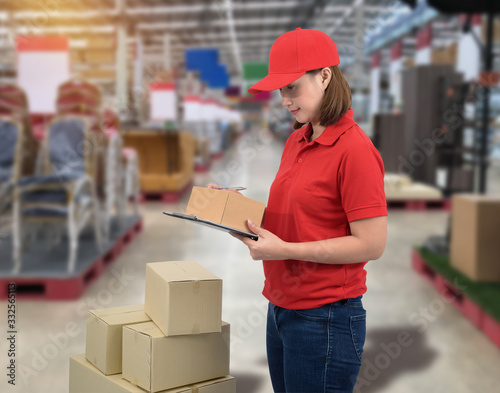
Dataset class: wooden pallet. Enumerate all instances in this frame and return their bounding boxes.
[0,217,143,300]
[195,163,211,173]
[387,199,451,211]
[412,249,500,348]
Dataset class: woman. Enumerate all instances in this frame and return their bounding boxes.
[215,28,387,393]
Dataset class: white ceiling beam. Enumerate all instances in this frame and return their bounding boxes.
[10,1,306,19]
[137,16,293,31]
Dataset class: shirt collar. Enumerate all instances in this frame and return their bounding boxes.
[298,109,356,146]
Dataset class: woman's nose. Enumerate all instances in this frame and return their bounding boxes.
[281,95,291,107]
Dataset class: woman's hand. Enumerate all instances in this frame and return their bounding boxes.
[207,183,242,195]
[231,220,289,261]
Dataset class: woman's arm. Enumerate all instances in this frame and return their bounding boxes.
[232,216,387,264]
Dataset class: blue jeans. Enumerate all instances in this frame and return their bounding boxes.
[266,296,366,393]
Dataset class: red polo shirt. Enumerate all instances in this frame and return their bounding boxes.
[263,109,387,310]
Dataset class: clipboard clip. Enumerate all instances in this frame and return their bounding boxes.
[213,186,247,191]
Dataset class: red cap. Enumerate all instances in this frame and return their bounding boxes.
[248,28,340,95]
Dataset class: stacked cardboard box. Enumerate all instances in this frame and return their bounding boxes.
[450,194,500,282]
[70,261,235,392]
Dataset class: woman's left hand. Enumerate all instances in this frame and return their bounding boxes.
[231,220,288,261]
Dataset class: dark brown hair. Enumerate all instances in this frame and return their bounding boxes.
[293,65,352,130]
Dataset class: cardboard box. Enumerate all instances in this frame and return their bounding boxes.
[122,322,230,392]
[79,68,116,80]
[70,354,235,393]
[185,186,266,233]
[85,304,151,375]
[84,49,116,64]
[145,261,222,336]
[450,194,500,282]
[431,43,457,65]
[155,69,175,83]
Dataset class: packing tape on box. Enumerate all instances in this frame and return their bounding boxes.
[192,279,200,294]
[191,324,200,334]
[187,385,199,393]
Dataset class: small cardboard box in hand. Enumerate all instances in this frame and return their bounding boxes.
[185,186,266,233]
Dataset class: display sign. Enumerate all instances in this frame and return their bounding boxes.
[16,35,70,114]
[150,82,176,121]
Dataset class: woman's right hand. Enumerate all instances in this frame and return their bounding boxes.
[207,184,242,195]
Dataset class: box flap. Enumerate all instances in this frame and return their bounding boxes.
[90,305,148,325]
[126,321,166,339]
[147,261,221,282]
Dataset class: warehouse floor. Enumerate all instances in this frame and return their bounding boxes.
[8,128,500,393]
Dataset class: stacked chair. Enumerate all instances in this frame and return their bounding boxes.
[3,79,140,275]
[0,84,38,177]
[56,79,140,240]
[0,84,38,260]
[0,118,24,218]
[13,116,103,273]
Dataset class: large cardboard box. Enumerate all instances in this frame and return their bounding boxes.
[185,186,266,233]
[85,304,151,375]
[122,322,230,392]
[450,194,500,282]
[70,354,236,393]
[145,261,222,336]
[123,131,195,192]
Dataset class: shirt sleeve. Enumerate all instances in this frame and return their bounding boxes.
[338,140,388,222]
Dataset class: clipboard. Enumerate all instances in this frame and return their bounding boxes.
[163,212,259,241]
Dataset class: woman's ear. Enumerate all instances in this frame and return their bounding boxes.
[320,67,332,89]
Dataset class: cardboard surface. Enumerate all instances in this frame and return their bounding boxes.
[122,321,230,392]
[70,354,235,393]
[185,186,266,232]
[450,194,500,282]
[85,304,151,375]
[145,261,222,336]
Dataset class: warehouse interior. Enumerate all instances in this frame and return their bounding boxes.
[1,0,500,392]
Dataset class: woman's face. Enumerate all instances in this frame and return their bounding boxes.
[279,70,329,125]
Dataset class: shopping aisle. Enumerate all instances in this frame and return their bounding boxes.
[12,128,500,393]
